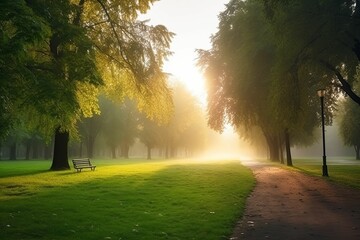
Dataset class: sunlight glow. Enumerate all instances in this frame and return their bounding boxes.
[141,0,228,106]
[198,125,256,161]
[178,68,207,105]
[138,0,257,160]
[165,61,207,106]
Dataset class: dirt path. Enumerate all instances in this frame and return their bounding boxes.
[230,163,360,240]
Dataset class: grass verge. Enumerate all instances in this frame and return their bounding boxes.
[0,159,254,240]
[290,159,360,189]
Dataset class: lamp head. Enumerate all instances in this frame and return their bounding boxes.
[317,89,326,97]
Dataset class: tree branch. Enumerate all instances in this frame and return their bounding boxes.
[95,0,137,75]
[321,60,360,105]
[73,0,85,26]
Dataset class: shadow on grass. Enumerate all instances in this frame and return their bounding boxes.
[0,169,50,179]
[0,162,254,240]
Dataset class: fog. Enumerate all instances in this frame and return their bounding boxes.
[292,124,353,158]
[199,127,256,160]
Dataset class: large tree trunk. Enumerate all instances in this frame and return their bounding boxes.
[265,134,279,161]
[50,127,70,170]
[285,128,293,166]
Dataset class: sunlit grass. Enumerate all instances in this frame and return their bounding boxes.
[0,159,254,240]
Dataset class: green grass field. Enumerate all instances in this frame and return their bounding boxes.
[0,159,255,240]
[291,158,360,189]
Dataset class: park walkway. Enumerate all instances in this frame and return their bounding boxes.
[230,162,360,240]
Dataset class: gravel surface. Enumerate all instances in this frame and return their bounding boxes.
[230,162,360,240]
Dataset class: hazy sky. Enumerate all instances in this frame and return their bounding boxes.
[143,0,257,159]
[143,0,228,102]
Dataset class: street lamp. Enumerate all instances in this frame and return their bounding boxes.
[317,89,329,177]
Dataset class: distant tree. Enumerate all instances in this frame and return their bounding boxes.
[4,126,29,160]
[339,66,360,159]
[100,99,122,159]
[101,99,139,159]
[162,83,206,158]
[118,100,139,158]
[138,116,162,159]
[23,133,44,160]
[78,114,103,158]
[179,118,207,157]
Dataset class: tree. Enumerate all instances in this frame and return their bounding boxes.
[138,116,162,159]
[339,65,360,159]
[161,83,206,158]
[197,0,324,164]
[78,114,103,158]
[99,98,122,159]
[0,1,49,139]
[263,0,360,105]
[118,100,139,159]
[197,0,281,161]
[339,99,360,159]
[1,1,173,170]
[101,99,139,159]
[178,117,207,157]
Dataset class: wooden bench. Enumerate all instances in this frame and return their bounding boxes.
[72,158,96,172]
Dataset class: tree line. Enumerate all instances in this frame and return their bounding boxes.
[2,0,360,165]
[0,83,207,161]
[197,0,360,163]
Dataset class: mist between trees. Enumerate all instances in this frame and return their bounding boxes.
[0,90,354,162]
[2,0,360,166]
[0,82,249,161]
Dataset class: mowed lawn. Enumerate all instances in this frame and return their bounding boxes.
[292,159,360,189]
[0,159,255,240]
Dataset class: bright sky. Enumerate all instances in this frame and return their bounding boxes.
[143,0,228,104]
[143,1,256,160]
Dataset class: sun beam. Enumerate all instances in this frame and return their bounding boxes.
[163,54,207,106]
[176,66,207,106]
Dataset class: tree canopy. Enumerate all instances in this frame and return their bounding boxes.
[197,0,355,162]
[1,0,174,169]
[264,0,360,104]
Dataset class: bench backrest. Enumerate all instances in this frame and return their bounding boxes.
[72,158,92,167]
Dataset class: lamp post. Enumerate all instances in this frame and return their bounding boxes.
[317,89,329,177]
